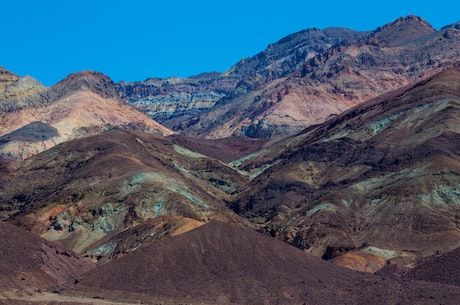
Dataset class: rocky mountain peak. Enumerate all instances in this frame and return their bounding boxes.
[0,68,46,102]
[441,20,460,30]
[0,67,20,93]
[369,15,435,46]
[49,70,120,101]
[4,75,43,94]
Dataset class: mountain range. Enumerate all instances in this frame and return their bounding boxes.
[0,15,459,304]
[118,15,460,140]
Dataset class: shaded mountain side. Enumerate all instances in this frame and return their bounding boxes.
[225,27,365,87]
[229,67,460,272]
[70,221,460,305]
[0,221,94,294]
[0,129,249,259]
[0,121,59,144]
[0,70,173,160]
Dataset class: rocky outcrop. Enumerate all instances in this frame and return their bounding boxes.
[0,67,18,92]
[0,67,46,110]
[368,15,436,46]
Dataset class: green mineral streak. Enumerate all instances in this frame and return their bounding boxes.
[86,240,118,256]
[153,201,166,216]
[370,113,400,135]
[362,246,397,259]
[123,173,177,196]
[428,184,460,206]
[166,185,210,209]
[322,130,351,142]
[307,204,335,216]
[249,160,283,179]
[229,151,263,169]
[173,144,206,158]
[285,215,298,226]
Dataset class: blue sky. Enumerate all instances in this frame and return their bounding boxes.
[1,0,459,85]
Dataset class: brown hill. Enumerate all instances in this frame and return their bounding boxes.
[69,221,460,305]
[229,67,460,272]
[0,221,94,298]
[404,246,460,286]
[0,70,173,160]
[0,129,248,259]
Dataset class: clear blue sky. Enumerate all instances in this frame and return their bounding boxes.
[1,0,459,85]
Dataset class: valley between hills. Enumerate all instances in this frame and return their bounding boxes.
[0,15,459,305]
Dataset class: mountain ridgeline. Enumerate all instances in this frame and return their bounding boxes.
[117,15,460,139]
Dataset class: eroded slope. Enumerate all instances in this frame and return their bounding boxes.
[230,67,460,272]
[0,129,248,260]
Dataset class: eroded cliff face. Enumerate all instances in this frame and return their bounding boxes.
[116,75,240,130]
